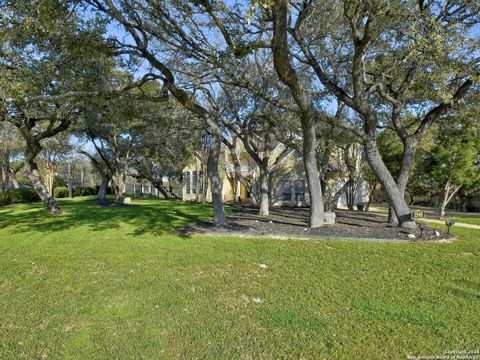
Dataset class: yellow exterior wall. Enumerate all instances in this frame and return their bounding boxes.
[182,142,369,208]
[270,151,309,206]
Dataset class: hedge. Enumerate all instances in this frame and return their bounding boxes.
[0,188,40,206]
[11,188,40,203]
[54,186,98,198]
[53,186,68,198]
[0,191,12,206]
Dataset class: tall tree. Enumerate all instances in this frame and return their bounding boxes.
[428,128,479,216]
[0,0,115,213]
[0,122,23,190]
[131,99,203,199]
[266,0,479,227]
[37,137,70,195]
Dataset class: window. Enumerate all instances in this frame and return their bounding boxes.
[185,172,191,195]
[294,180,305,203]
[240,164,250,172]
[198,171,203,195]
[281,180,291,201]
[192,171,198,194]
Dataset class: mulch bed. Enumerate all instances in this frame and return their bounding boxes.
[180,204,450,242]
[93,199,136,207]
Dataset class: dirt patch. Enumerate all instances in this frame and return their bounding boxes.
[180,204,450,242]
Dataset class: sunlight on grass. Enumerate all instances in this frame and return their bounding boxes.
[0,198,479,359]
[444,217,480,225]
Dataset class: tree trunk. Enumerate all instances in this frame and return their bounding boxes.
[302,114,325,228]
[271,1,324,227]
[365,182,377,211]
[45,173,54,196]
[438,179,461,217]
[224,138,250,202]
[438,187,449,217]
[387,206,397,224]
[346,180,356,210]
[1,151,19,190]
[328,179,352,211]
[258,162,269,216]
[24,159,62,214]
[208,133,227,226]
[97,174,109,200]
[153,181,177,199]
[364,139,416,228]
[113,180,124,205]
[389,138,418,224]
[9,172,19,189]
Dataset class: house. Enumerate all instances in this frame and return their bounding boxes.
[182,140,369,208]
[182,141,254,203]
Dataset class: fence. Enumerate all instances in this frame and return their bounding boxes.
[124,183,161,198]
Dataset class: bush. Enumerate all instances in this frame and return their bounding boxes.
[84,186,97,196]
[53,186,68,198]
[53,177,66,188]
[10,188,40,203]
[73,187,83,197]
[0,191,12,206]
[73,186,97,197]
[94,185,114,195]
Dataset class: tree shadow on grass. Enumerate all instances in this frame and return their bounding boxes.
[0,197,213,237]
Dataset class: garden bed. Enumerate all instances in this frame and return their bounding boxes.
[181,204,450,242]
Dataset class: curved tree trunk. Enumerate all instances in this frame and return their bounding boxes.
[208,133,227,226]
[272,0,324,227]
[364,139,416,228]
[9,172,19,189]
[388,138,418,224]
[152,180,180,199]
[24,159,62,214]
[156,184,172,199]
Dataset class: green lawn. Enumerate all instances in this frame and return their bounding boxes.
[0,198,479,359]
[446,217,480,225]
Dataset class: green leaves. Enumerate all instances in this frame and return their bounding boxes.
[426,123,480,188]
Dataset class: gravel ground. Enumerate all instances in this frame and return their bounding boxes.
[181,204,450,242]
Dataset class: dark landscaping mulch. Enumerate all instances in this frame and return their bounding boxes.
[181,204,450,242]
[93,199,136,207]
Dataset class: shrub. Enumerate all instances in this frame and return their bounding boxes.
[84,186,97,196]
[53,177,66,188]
[73,186,97,197]
[73,187,84,197]
[10,188,40,203]
[0,191,12,206]
[95,185,114,195]
[53,186,68,198]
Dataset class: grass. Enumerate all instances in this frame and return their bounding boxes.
[444,217,480,225]
[0,197,479,359]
